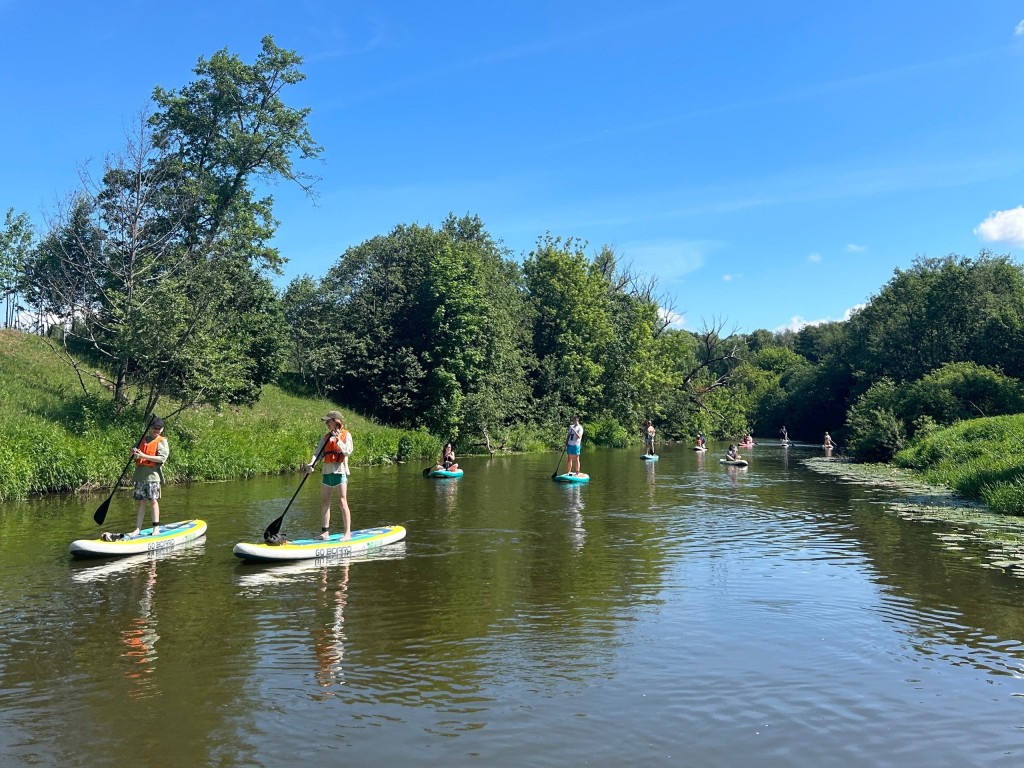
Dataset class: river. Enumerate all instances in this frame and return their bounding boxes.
[2,443,1024,766]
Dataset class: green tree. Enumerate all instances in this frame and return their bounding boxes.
[0,209,34,329]
[24,37,318,414]
[301,215,530,444]
[523,235,615,420]
[845,378,907,461]
[845,252,1024,384]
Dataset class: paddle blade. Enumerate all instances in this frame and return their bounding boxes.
[93,496,112,526]
[423,466,432,476]
[263,514,285,541]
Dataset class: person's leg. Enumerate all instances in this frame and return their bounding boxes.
[131,499,145,537]
[337,481,351,540]
[318,481,332,539]
[150,497,160,534]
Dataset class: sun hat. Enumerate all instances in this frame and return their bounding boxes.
[323,410,344,423]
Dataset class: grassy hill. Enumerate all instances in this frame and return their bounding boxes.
[0,330,439,501]
[893,414,1024,516]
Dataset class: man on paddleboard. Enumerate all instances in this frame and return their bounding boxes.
[304,411,353,540]
[566,414,584,476]
[128,417,169,537]
[644,420,656,456]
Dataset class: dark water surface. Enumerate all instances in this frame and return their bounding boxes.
[3,444,1024,766]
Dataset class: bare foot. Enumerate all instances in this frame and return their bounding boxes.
[341,533,351,541]
[127,529,140,538]
[317,531,330,540]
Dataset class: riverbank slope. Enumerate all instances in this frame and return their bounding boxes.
[892,414,1024,516]
[0,330,441,501]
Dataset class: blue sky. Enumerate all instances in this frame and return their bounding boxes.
[3,1,1024,333]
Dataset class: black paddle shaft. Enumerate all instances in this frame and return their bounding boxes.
[551,443,567,479]
[264,440,328,539]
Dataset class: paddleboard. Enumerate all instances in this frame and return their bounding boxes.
[429,468,464,478]
[693,446,707,452]
[554,473,590,483]
[641,454,659,461]
[233,524,406,563]
[719,459,749,467]
[70,519,208,559]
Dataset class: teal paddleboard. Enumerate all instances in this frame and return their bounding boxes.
[429,468,464,478]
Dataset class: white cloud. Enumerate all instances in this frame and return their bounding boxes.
[777,303,865,332]
[659,307,686,328]
[618,238,711,280]
[974,206,1024,244]
[808,252,822,263]
[722,274,733,282]
[1015,19,1024,37]
[846,243,867,253]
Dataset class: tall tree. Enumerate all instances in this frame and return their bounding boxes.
[0,209,34,329]
[25,36,319,414]
[845,252,1024,385]
[523,235,615,419]
[297,214,530,443]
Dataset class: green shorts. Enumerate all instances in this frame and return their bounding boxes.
[321,473,347,487]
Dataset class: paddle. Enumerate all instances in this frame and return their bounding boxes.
[551,443,567,479]
[264,441,328,540]
[93,416,157,526]
[422,464,434,476]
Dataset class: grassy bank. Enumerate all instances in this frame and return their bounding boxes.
[893,414,1024,515]
[0,331,441,501]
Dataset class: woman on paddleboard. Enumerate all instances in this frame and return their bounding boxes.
[128,417,169,537]
[726,444,742,462]
[824,431,834,449]
[435,442,459,472]
[644,420,656,456]
[304,411,352,541]
[566,414,584,476]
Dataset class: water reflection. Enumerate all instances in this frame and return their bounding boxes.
[312,563,349,697]
[644,456,656,501]
[562,484,586,552]
[119,560,159,697]
[433,476,460,516]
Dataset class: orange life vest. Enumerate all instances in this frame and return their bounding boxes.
[323,429,350,465]
[135,435,165,467]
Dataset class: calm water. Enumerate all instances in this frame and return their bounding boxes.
[2,444,1024,766]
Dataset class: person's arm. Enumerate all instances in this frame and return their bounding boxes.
[308,435,328,467]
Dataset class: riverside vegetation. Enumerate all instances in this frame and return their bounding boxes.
[0,331,441,501]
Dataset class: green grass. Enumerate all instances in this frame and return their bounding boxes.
[0,331,442,501]
[893,414,1024,515]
